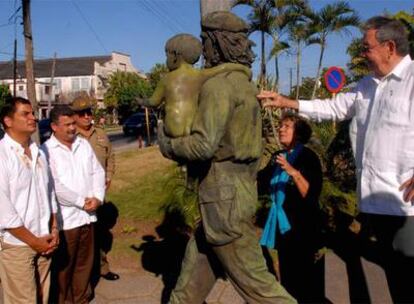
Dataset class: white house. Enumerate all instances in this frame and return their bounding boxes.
[0,51,144,118]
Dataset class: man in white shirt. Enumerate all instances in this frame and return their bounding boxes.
[0,97,59,304]
[42,105,105,303]
[258,16,414,302]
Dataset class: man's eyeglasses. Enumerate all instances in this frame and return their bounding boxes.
[76,109,93,117]
[360,41,388,53]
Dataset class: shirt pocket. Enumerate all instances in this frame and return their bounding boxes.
[381,98,411,127]
[354,98,370,126]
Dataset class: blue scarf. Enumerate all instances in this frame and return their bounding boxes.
[260,144,303,249]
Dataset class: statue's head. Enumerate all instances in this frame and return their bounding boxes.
[165,34,202,70]
[201,11,255,68]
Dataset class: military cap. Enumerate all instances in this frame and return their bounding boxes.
[71,96,93,111]
[201,11,249,33]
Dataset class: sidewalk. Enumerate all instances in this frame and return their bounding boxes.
[0,252,392,303]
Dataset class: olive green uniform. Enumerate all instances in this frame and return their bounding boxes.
[167,71,295,303]
[78,126,115,275]
[80,126,115,182]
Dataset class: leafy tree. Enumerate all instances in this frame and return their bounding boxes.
[285,2,315,100]
[0,84,11,111]
[289,76,330,100]
[393,11,414,58]
[104,71,151,122]
[247,0,275,85]
[308,1,359,99]
[146,63,169,90]
[269,40,290,91]
[346,38,369,82]
[268,0,304,91]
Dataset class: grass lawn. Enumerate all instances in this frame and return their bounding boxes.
[105,147,177,271]
[105,145,357,273]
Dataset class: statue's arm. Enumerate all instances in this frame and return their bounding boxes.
[169,80,232,161]
[200,63,252,81]
[137,79,165,107]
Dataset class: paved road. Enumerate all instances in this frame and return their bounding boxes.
[0,252,393,304]
[108,131,157,152]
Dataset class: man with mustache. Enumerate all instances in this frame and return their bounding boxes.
[42,105,105,303]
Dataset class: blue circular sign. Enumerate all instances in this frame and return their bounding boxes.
[324,67,346,93]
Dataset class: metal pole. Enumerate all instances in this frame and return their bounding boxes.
[145,107,151,146]
[13,39,17,97]
[47,52,56,118]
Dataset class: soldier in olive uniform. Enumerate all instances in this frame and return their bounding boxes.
[71,96,119,281]
[158,12,296,304]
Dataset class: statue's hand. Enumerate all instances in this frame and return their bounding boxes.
[157,121,174,159]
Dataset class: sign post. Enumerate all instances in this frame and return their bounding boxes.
[324,66,346,129]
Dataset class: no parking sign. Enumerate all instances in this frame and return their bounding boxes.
[324,67,346,93]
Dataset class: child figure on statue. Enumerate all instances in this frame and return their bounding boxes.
[138,33,251,137]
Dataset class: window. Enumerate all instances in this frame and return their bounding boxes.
[71,78,80,91]
[45,85,51,95]
[54,79,62,92]
[80,78,89,90]
[18,85,24,91]
[119,63,127,71]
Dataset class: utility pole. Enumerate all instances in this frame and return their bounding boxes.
[47,52,56,118]
[22,0,39,143]
[13,39,17,97]
[22,0,37,111]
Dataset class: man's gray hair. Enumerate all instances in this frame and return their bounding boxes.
[364,16,409,56]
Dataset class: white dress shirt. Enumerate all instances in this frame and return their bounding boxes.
[299,55,414,216]
[0,134,57,246]
[42,135,105,230]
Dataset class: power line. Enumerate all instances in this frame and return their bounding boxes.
[71,0,108,54]
[138,0,180,34]
[141,0,178,33]
[0,51,48,60]
[151,1,186,32]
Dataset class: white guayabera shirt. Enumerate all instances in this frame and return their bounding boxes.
[42,135,105,230]
[0,134,57,246]
[299,55,414,216]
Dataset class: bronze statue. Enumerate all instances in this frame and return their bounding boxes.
[158,11,296,304]
[138,33,251,138]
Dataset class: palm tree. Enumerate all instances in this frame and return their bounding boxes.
[247,0,275,86]
[309,1,359,99]
[267,0,302,91]
[268,39,290,91]
[285,2,314,100]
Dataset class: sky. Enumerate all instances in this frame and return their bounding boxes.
[0,0,413,94]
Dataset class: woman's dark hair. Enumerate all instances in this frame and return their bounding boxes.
[281,112,312,144]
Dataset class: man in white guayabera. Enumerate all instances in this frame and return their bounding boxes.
[42,105,105,303]
[258,16,414,303]
[0,97,59,304]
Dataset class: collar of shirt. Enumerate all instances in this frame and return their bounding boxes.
[76,126,95,139]
[371,55,412,83]
[3,133,39,167]
[48,134,81,153]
